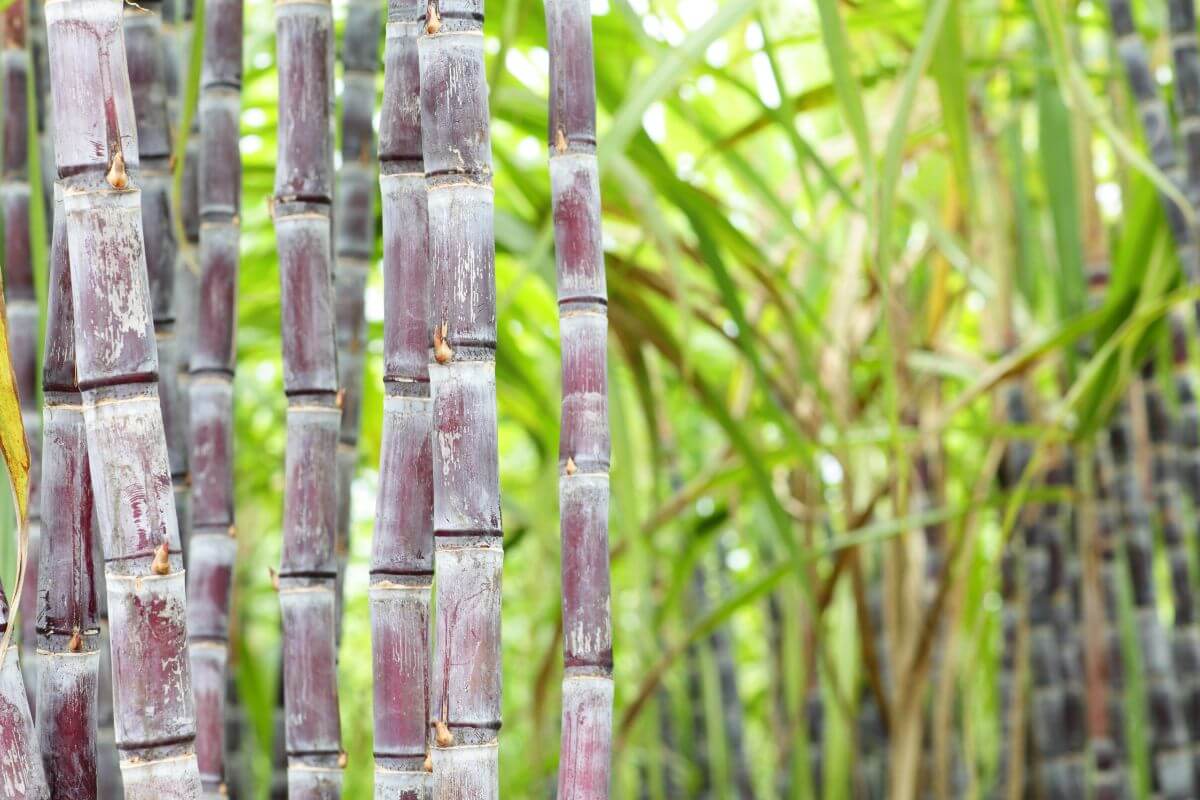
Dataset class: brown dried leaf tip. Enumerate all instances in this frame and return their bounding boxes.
[565,456,577,476]
[423,752,433,772]
[336,388,346,410]
[434,720,454,748]
[426,3,441,34]
[337,751,348,769]
[555,128,568,154]
[106,152,129,189]
[151,540,171,575]
[434,323,453,364]
[68,627,82,653]
[269,567,280,592]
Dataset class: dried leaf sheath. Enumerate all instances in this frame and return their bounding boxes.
[35,186,100,800]
[373,1,432,797]
[333,0,380,636]
[185,0,242,793]
[419,1,503,796]
[3,0,44,716]
[545,0,613,795]
[44,0,201,795]
[0,578,48,800]
[274,1,343,796]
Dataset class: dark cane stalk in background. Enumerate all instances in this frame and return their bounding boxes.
[45,0,201,794]
[373,0,433,796]
[333,0,380,636]
[544,0,614,795]
[420,1,504,795]
[188,0,243,793]
[273,0,344,795]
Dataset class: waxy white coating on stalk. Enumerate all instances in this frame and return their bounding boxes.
[419,2,503,793]
[188,0,242,782]
[545,0,613,795]
[274,0,343,793]
[0,651,48,799]
[45,0,201,792]
[374,1,433,793]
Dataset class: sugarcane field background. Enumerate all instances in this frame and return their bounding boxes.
[17,0,1200,797]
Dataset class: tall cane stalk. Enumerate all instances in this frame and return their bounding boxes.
[187,0,242,792]
[45,0,201,794]
[544,0,613,795]
[333,0,380,636]
[373,0,433,797]
[419,1,503,795]
[273,0,344,795]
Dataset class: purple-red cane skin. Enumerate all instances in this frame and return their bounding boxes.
[274,1,343,794]
[46,0,202,793]
[187,0,242,787]
[419,2,504,796]
[546,0,614,796]
[373,3,433,796]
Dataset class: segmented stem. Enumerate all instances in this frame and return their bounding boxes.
[373,1,432,797]
[273,0,344,795]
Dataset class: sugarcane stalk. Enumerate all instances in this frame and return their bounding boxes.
[185,0,242,793]
[273,0,343,795]
[419,2,503,796]
[45,0,201,794]
[372,1,432,797]
[35,184,100,799]
[332,0,380,638]
[0,577,48,800]
[3,0,44,719]
[1107,395,1195,797]
[1146,340,1200,786]
[544,1,612,795]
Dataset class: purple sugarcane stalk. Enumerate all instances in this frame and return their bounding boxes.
[273,0,344,796]
[373,0,433,797]
[45,0,201,794]
[419,1,503,795]
[187,0,242,793]
[0,577,48,799]
[545,1,613,794]
[35,184,101,800]
[332,0,380,638]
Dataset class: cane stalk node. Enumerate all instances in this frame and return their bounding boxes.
[151,540,171,575]
[426,3,441,34]
[435,719,454,747]
[107,152,129,189]
[434,323,453,364]
[555,128,568,154]
[68,626,82,652]
[565,456,577,476]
